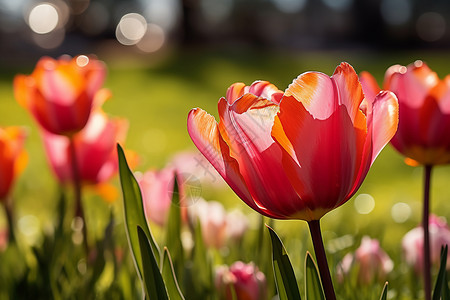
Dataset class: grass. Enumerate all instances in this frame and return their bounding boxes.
[1,47,450,298]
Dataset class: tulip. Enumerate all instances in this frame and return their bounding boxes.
[188,63,399,298]
[14,55,106,136]
[43,107,127,187]
[137,167,176,227]
[403,215,450,274]
[188,198,228,249]
[0,127,27,244]
[215,261,267,300]
[377,60,450,300]
[0,127,27,201]
[337,236,393,285]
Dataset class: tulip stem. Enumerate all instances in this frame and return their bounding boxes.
[2,198,15,244]
[423,165,432,300]
[69,138,88,254]
[308,219,336,300]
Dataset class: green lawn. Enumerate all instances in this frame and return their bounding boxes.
[1,48,450,299]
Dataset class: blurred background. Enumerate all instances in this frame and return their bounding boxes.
[1,1,450,298]
[1,0,450,65]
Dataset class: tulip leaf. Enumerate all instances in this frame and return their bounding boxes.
[267,225,301,300]
[162,247,185,300]
[165,175,184,280]
[433,245,449,300]
[137,226,168,300]
[379,282,388,300]
[117,144,160,281]
[305,252,325,300]
[185,219,212,299]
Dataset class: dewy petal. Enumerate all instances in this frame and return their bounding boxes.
[187,108,258,212]
[219,94,300,218]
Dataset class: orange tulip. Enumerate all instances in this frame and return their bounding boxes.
[383,61,450,165]
[42,90,127,187]
[0,127,27,201]
[188,63,398,221]
[14,55,106,136]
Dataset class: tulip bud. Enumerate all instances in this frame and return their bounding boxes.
[337,236,393,285]
[215,261,267,300]
[402,215,450,274]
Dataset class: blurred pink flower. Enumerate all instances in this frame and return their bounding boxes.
[169,150,225,188]
[137,167,175,227]
[189,198,228,249]
[188,198,250,249]
[42,91,128,201]
[337,236,393,285]
[0,228,8,251]
[215,261,267,300]
[403,215,450,274]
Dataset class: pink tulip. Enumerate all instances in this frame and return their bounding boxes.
[169,150,225,188]
[215,261,267,300]
[403,215,450,274]
[188,198,228,249]
[137,167,176,227]
[337,236,393,285]
[42,90,128,186]
[14,55,106,136]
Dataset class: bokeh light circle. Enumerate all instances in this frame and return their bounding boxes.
[28,3,59,34]
[391,202,412,223]
[354,193,375,214]
[116,13,147,46]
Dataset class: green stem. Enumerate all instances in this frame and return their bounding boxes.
[2,197,14,245]
[423,165,432,300]
[69,138,88,254]
[308,219,336,300]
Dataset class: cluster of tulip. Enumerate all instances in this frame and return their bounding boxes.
[2,54,450,299]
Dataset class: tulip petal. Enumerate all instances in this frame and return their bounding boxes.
[368,91,399,162]
[359,71,380,103]
[187,108,258,212]
[218,95,300,218]
[284,63,363,121]
[273,96,366,219]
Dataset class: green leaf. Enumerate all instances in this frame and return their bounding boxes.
[165,175,184,279]
[185,219,212,299]
[267,225,301,300]
[137,226,168,300]
[117,144,160,280]
[379,282,388,300]
[305,252,325,300]
[162,247,185,300]
[433,245,449,300]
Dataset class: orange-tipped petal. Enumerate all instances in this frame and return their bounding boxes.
[187,108,254,208]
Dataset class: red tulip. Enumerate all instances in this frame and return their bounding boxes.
[42,90,128,187]
[187,63,398,221]
[383,61,450,165]
[14,55,106,136]
[0,127,27,201]
[215,261,267,300]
